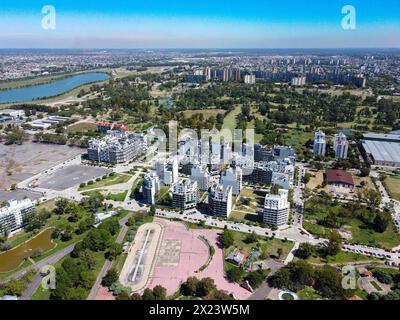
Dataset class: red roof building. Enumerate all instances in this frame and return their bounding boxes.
[325,169,354,189]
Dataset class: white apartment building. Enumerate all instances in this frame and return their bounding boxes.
[143,172,161,205]
[153,157,179,186]
[313,130,326,157]
[208,185,232,218]
[262,189,290,226]
[221,167,243,196]
[172,179,199,211]
[244,74,256,84]
[291,76,307,86]
[0,199,36,235]
[191,164,211,191]
[88,131,147,164]
[334,133,349,159]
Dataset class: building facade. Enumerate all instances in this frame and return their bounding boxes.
[88,131,147,164]
[143,172,161,205]
[334,133,349,159]
[0,199,36,235]
[208,185,232,218]
[172,179,199,211]
[221,167,243,196]
[313,130,326,157]
[262,189,290,226]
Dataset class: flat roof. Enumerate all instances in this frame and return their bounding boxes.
[363,133,400,142]
[361,140,400,164]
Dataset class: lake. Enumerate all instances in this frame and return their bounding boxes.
[0,72,110,104]
[0,228,56,273]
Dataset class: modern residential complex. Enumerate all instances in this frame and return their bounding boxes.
[208,184,233,218]
[143,172,161,205]
[0,199,36,234]
[220,167,243,196]
[333,133,349,159]
[261,189,290,226]
[243,159,294,189]
[313,130,327,157]
[87,131,147,164]
[172,179,199,211]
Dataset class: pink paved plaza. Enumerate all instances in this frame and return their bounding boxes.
[147,218,251,299]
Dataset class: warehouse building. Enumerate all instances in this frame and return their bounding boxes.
[359,133,400,167]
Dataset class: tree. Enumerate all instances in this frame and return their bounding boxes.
[244,231,259,244]
[142,288,155,300]
[325,230,342,256]
[149,205,156,216]
[131,293,143,300]
[245,270,266,289]
[196,277,216,297]
[219,230,234,248]
[153,285,167,300]
[314,266,345,299]
[106,243,123,260]
[374,211,391,233]
[295,243,315,259]
[102,268,119,288]
[277,248,283,259]
[82,229,112,251]
[180,277,199,296]
[226,267,244,283]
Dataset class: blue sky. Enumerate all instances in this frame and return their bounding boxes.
[0,0,399,48]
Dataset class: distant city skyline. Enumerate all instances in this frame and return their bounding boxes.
[0,0,399,49]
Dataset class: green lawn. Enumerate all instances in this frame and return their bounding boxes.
[106,191,128,202]
[79,173,131,191]
[235,189,266,214]
[222,105,241,131]
[384,176,400,201]
[224,231,294,265]
[349,219,400,250]
[300,250,381,265]
[304,196,400,250]
[297,287,323,300]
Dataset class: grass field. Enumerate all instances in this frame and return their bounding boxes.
[224,231,294,265]
[301,250,381,265]
[66,121,98,133]
[235,189,266,214]
[304,197,400,249]
[180,109,225,119]
[106,191,128,202]
[297,287,323,300]
[222,105,241,131]
[384,175,400,201]
[79,173,131,191]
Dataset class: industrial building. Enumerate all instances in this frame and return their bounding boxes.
[359,133,400,167]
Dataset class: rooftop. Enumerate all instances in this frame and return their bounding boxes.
[326,169,354,186]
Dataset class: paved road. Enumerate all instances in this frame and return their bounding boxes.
[248,260,284,300]
[87,211,138,300]
[156,210,400,265]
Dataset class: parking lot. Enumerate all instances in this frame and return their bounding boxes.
[37,165,111,190]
